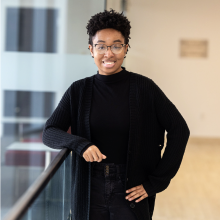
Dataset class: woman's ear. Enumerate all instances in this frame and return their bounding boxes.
[125,44,128,54]
[123,44,129,58]
[89,44,94,58]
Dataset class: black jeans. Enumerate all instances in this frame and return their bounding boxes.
[89,162,138,220]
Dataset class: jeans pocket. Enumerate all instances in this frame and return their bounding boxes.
[118,174,126,187]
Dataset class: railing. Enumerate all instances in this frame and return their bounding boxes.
[3,148,72,220]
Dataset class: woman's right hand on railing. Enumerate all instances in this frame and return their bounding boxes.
[82,145,107,162]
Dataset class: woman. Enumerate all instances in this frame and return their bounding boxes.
[42,9,190,220]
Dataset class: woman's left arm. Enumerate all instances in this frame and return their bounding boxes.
[125,80,190,203]
[142,80,190,197]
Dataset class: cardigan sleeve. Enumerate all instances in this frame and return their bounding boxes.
[142,80,190,197]
[42,84,94,157]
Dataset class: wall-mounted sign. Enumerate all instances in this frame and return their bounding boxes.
[180,40,208,58]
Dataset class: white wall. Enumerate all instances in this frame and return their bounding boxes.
[65,0,105,54]
[106,0,122,12]
[125,0,220,138]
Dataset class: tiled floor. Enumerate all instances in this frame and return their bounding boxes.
[153,137,220,220]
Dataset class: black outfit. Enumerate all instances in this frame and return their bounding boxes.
[89,67,130,164]
[89,68,138,219]
[90,163,138,220]
[42,67,190,220]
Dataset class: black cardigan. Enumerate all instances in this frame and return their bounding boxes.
[42,69,190,220]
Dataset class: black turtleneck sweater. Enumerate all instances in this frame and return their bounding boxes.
[88,67,130,164]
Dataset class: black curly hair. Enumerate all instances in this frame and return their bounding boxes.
[86,9,131,55]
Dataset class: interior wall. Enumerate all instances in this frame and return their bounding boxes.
[125,0,220,138]
[106,0,121,12]
[65,0,105,54]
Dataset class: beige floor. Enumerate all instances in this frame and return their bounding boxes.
[153,137,220,220]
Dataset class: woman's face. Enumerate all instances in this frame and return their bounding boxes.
[89,28,128,75]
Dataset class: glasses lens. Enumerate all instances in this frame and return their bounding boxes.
[111,44,123,54]
[95,44,107,54]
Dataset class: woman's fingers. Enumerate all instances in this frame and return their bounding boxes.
[83,145,107,162]
[93,150,106,162]
[92,150,99,162]
[87,151,93,162]
[96,151,102,162]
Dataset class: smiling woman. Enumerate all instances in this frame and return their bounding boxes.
[84,9,150,220]
[42,8,190,220]
[87,9,131,76]
[89,28,128,75]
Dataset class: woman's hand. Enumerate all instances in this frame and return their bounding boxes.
[83,145,107,162]
[125,184,148,203]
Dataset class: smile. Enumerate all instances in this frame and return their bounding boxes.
[102,61,116,68]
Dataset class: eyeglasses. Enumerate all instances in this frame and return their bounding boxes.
[94,43,126,54]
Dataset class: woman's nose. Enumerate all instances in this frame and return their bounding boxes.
[104,47,114,57]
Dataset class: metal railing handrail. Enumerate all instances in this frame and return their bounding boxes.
[3,147,70,220]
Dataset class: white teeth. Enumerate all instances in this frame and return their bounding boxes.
[105,62,114,64]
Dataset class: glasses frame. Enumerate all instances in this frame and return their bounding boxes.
[94,43,127,54]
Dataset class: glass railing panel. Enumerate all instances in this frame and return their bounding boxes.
[18,151,72,220]
[1,0,105,217]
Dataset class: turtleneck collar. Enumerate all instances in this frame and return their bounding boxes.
[95,66,129,83]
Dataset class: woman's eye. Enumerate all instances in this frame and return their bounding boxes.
[113,46,121,49]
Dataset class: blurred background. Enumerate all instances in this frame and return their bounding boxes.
[1,0,219,219]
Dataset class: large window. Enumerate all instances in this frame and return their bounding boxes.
[5,7,58,53]
[1,0,105,218]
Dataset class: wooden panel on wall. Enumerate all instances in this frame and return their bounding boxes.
[180,39,208,58]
